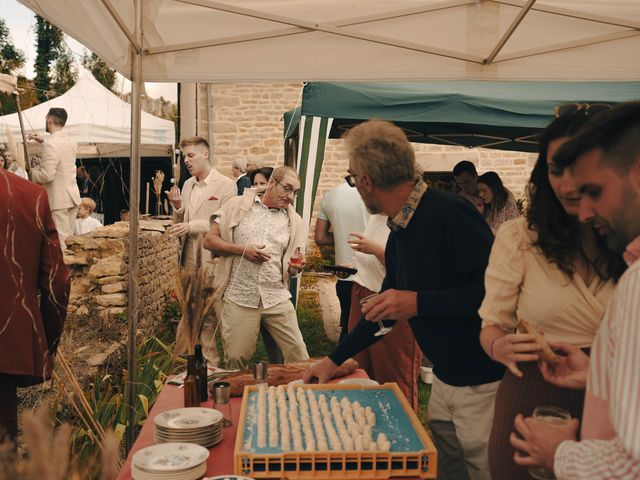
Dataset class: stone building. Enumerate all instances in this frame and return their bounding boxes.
[184,83,537,239]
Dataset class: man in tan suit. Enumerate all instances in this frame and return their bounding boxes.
[29,108,80,249]
[167,136,236,365]
[167,136,236,267]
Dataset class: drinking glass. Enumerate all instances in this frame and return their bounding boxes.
[360,293,392,337]
[528,406,572,480]
[290,247,303,268]
[212,381,233,427]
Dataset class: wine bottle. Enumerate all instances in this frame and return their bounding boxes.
[195,344,208,402]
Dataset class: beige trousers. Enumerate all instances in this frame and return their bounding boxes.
[220,299,309,370]
[428,375,500,480]
[52,206,78,249]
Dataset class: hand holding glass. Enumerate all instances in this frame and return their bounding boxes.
[360,293,393,336]
[528,406,572,480]
[290,247,303,268]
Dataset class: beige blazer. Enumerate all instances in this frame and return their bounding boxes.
[30,131,80,211]
[173,168,236,266]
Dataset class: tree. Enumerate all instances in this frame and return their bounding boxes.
[34,15,63,102]
[0,18,27,115]
[0,18,26,74]
[82,52,116,91]
[51,47,78,96]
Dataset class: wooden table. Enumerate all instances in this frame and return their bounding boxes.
[117,370,369,479]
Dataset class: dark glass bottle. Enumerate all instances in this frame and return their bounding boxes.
[194,344,208,402]
[183,354,200,407]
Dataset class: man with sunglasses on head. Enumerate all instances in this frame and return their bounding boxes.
[204,166,309,370]
[510,101,640,479]
[305,120,504,480]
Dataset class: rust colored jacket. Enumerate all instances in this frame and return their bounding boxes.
[0,170,69,386]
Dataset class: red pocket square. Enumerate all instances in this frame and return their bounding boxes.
[208,195,218,201]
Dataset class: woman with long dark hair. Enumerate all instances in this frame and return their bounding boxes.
[478,105,625,480]
[477,171,520,233]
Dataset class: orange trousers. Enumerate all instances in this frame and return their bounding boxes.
[348,283,422,411]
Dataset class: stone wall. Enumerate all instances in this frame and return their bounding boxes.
[194,83,538,243]
[65,219,180,330]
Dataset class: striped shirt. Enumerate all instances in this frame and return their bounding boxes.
[554,236,640,479]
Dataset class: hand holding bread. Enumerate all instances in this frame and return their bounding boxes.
[517,319,558,366]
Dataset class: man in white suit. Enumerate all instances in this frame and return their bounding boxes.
[167,136,236,365]
[167,136,236,267]
[29,108,80,249]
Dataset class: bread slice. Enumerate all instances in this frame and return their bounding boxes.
[517,319,559,365]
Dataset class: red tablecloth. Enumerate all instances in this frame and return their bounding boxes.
[117,370,369,479]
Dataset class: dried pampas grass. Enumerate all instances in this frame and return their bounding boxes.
[174,237,218,356]
[0,403,119,480]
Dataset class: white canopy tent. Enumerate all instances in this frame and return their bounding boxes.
[0,74,175,158]
[18,0,640,82]
[17,0,640,452]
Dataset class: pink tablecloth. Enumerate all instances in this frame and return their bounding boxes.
[117,369,369,479]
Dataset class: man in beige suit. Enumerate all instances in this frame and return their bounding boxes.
[167,136,236,267]
[167,136,236,365]
[29,108,80,249]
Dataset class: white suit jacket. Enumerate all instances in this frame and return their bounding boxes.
[173,168,236,265]
[30,131,80,211]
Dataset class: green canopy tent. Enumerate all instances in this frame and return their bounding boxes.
[286,80,640,235]
[286,80,640,298]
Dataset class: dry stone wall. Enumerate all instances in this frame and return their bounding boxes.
[65,219,180,330]
[194,82,538,245]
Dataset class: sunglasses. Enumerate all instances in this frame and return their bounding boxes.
[345,174,359,187]
[554,103,612,119]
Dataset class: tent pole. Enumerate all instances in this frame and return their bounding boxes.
[125,0,143,455]
[14,91,31,176]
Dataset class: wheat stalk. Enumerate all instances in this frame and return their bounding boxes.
[174,237,217,356]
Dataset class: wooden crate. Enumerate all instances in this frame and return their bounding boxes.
[234,383,437,479]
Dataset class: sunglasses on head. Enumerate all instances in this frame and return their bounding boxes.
[554,103,612,119]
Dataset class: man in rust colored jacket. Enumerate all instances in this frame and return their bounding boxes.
[0,170,69,441]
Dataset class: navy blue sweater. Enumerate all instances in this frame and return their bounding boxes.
[330,188,505,387]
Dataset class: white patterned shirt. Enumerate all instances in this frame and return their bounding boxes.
[554,235,640,479]
[224,201,292,309]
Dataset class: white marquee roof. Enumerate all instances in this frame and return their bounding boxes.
[19,0,640,82]
[0,74,174,157]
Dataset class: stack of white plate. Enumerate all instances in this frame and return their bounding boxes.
[132,442,209,480]
[154,407,224,448]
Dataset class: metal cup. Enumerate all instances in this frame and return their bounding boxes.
[212,381,231,404]
[253,361,268,384]
[212,381,232,427]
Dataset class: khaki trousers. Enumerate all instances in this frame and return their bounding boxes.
[428,375,499,480]
[52,206,78,249]
[221,299,309,370]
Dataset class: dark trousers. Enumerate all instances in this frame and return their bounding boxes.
[336,280,353,342]
[260,324,284,364]
[0,374,18,442]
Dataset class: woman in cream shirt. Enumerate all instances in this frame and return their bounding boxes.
[478,106,626,480]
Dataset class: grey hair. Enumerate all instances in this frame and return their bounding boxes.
[232,158,247,173]
[344,120,416,189]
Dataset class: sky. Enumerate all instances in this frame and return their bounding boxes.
[2,0,178,102]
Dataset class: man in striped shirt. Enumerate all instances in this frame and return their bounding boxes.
[510,102,640,479]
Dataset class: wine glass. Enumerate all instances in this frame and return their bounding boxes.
[360,293,393,337]
[528,406,572,480]
[290,247,303,269]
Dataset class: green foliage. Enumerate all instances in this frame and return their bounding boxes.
[0,18,26,74]
[68,332,176,473]
[34,15,63,102]
[51,47,78,96]
[82,52,116,91]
